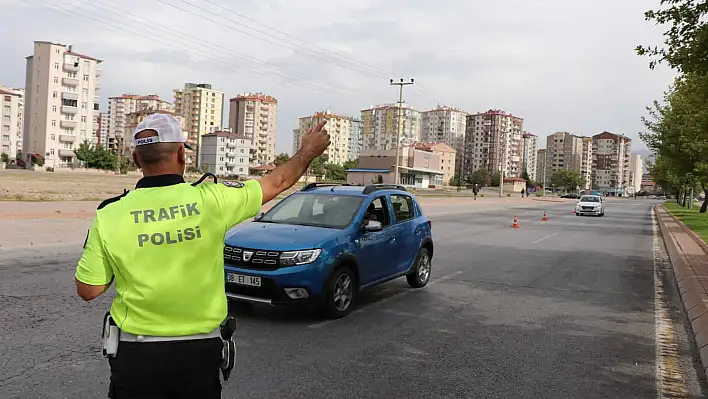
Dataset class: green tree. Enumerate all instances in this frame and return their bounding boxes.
[490,171,501,187]
[75,140,94,165]
[0,152,8,164]
[641,72,708,212]
[549,170,585,192]
[343,159,358,170]
[74,140,117,171]
[522,169,533,189]
[324,163,346,181]
[308,155,327,177]
[637,0,708,73]
[273,153,290,166]
[16,151,22,161]
[469,168,491,186]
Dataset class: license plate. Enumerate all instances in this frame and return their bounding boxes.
[227,273,261,287]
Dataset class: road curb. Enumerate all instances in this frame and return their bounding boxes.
[655,204,708,380]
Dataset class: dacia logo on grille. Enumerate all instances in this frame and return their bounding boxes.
[243,251,253,262]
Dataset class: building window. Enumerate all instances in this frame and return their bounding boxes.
[219,157,224,161]
[53,77,59,84]
[83,74,89,81]
[52,105,57,112]
[53,91,58,98]
[54,62,59,69]
[51,120,56,126]
[50,149,55,155]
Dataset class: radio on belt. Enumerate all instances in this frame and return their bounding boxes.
[219,316,237,381]
[101,311,120,358]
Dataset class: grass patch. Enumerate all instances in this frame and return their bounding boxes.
[664,201,708,243]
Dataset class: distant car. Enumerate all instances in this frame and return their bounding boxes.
[575,195,605,216]
[561,193,580,199]
[222,183,435,319]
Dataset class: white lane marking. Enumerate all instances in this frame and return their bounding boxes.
[531,232,557,244]
[308,270,463,329]
[652,207,687,398]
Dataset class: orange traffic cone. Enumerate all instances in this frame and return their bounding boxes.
[541,211,548,221]
[572,209,576,214]
[511,216,520,228]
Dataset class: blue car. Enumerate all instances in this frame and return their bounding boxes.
[222,183,434,318]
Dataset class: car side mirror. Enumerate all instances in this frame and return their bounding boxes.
[363,220,383,232]
[253,212,264,222]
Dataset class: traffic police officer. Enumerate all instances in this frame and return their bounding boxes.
[74,113,330,398]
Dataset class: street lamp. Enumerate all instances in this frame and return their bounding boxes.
[390,78,414,185]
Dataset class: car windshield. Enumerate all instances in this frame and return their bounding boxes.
[259,193,364,229]
[580,196,600,203]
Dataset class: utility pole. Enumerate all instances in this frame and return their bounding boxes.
[390,78,414,185]
[499,132,507,197]
[542,150,547,196]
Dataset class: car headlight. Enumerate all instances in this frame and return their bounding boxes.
[280,249,322,266]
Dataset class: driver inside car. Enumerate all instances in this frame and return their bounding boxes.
[364,203,378,226]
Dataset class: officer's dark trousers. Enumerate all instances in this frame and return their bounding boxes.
[108,337,222,399]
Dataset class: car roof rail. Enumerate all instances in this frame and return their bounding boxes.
[362,184,408,195]
[300,182,352,192]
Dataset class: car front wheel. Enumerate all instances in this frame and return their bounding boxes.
[407,247,432,288]
[322,266,357,319]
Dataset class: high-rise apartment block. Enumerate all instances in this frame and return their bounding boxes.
[173,83,225,168]
[591,131,632,195]
[629,154,643,194]
[107,94,173,151]
[544,132,584,180]
[348,118,362,161]
[536,149,547,185]
[293,110,352,165]
[0,86,24,158]
[23,41,102,168]
[361,103,421,152]
[200,131,251,177]
[97,112,109,147]
[580,137,593,190]
[463,109,524,177]
[420,105,467,157]
[522,133,537,182]
[228,93,277,167]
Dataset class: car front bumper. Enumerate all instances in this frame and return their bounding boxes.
[576,208,602,215]
[223,263,328,306]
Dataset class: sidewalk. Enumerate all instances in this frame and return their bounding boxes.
[655,204,708,380]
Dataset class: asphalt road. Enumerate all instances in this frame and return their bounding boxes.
[1,199,706,398]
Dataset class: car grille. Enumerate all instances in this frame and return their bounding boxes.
[582,206,595,211]
[224,245,282,270]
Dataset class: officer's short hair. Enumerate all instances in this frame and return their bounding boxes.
[134,141,181,165]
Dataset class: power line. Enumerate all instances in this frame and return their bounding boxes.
[198,0,399,78]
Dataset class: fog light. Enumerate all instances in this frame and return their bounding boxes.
[284,288,309,299]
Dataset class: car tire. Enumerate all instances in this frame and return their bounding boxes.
[406,247,432,288]
[321,266,357,319]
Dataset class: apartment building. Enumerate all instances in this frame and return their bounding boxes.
[580,137,593,190]
[173,83,225,168]
[412,142,457,185]
[200,131,251,177]
[536,149,547,185]
[545,132,584,180]
[420,105,467,158]
[463,109,524,178]
[0,86,24,158]
[106,94,173,151]
[629,153,644,194]
[229,92,277,167]
[97,112,109,147]
[360,103,421,152]
[522,132,537,181]
[349,118,362,161]
[591,131,632,195]
[293,109,352,165]
[23,42,102,168]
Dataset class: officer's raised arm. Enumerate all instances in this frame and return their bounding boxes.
[258,119,330,204]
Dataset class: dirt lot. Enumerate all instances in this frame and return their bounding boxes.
[0,169,205,201]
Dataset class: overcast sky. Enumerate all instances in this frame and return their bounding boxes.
[0,0,676,155]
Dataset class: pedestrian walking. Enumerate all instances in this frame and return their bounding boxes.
[74,114,331,398]
[473,184,479,200]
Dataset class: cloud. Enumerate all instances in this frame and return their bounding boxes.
[0,0,677,155]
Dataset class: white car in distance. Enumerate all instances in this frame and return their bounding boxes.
[575,195,605,217]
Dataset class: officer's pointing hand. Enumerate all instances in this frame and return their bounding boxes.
[301,120,330,157]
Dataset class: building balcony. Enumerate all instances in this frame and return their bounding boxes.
[93,122,99,131]
[62,77,79,86]
[226,142,237,148]
[63,62,79,72]
[96,68,102,77]
[59,134,77,143]
[226,161,236,167]
[60,120,77,129]
[58,149,75,157]
[61,105,78,114]
[61,92,79,101]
